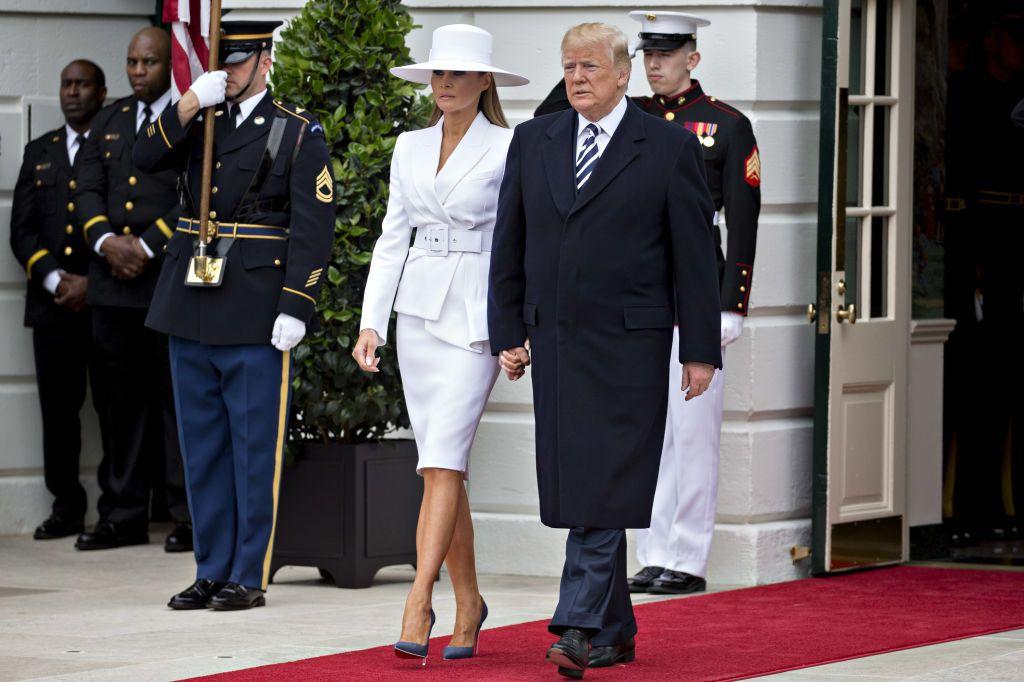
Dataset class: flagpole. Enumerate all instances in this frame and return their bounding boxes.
[197,0,223,254]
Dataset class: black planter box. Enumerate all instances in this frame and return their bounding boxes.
[269,439,421,588]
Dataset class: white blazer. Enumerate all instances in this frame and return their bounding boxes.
[360,112,513,352]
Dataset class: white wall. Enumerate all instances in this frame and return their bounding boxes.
[0,1,153,533]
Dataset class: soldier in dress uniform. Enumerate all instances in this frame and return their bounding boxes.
[9,60,106,540]
[534,11,761,608]
[74,27,192,552]
[133,20,335,610]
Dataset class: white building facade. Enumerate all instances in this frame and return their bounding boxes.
[0,0,841,586]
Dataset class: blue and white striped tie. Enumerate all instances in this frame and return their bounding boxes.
[575,123,601,191]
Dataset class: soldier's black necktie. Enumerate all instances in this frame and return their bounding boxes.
[71,134,85,166]
[230,105,241,131]
[140,104,153,133]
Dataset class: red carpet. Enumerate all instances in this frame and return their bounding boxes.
[193,566,1024,681]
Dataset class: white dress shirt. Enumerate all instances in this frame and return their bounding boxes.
[137,89,172,132]
[227,89,268,127]
[575,94,628,160]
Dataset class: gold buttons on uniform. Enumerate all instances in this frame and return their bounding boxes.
[215,161,222,169]
[665,112,675,121]
[738,303,744,309]
[742,269,749,276]
[212,186,218,194]
[122,227,132,235]
[65,224,74,234]
[209,211,217,220]
[35,179,42,187]
[129,176,137,186]
[740,286,746,293]
[104,151,112,159]
[64,246,73,256]
[68,179,77,190]
[67,201,75,212]
[125,201,134,211]
[274,259,282,266]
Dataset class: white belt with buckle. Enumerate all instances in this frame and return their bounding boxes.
[413,225,493,257]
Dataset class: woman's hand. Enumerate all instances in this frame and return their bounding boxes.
[499,341,531,381]
[352,329,382,373]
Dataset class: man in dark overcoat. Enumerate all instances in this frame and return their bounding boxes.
[487,22,721,679]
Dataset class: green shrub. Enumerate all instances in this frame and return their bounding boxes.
[273,0,432,443]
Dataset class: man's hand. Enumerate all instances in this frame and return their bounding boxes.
[681,361,715,401]
[352,328,382,373]
[100,235,146,279]
[721,312,744,346]
[54,273,87,311]
[500,343,531,381]
[178,71,228,127]
[272,313,306,352]
[131,236,151,263]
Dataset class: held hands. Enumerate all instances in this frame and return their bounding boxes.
[720,312,744,347]
[352,329,382,373]
[272,313,306,352]
[188,70,228,109]
[101,235,147,279]
[499,340,531,381]
[681,362,715,401]
[54,273,87,311]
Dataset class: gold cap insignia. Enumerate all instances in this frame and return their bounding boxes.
[315,166,334,204]
[647,13,657,21]
[254,115,265,125]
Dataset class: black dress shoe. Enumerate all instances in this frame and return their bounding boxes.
[547,628,590,679]
[209,583,266,611]
[34,514,84,540]
[168,579,226,610]
[627,565,665,593]
[74,521,148,550]
[648,569,707,595]
[164,523,193,553]
[589,638,636,667]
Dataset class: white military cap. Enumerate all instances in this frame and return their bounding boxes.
[628,10,711,51]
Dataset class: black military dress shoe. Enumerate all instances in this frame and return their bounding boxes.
[648,569,707,595]
[168,579,226,610]
[34,514,84,540]
[547,628,590,679]
[627,565,665,593]
[589,638,636,667]
[74,521,148,550]
[209,583,266,610]
[164,523,193,553]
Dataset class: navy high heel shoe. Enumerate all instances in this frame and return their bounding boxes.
[394,609,436,665]
[443,600,488,660]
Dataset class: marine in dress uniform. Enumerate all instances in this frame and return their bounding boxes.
[74,28,191,552]
[9,60,106,540]
[535,12,762,605]
[133,20,335,610]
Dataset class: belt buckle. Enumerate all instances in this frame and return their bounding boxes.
[428,225,449,257]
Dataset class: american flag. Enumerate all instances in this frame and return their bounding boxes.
[163,0,212,100]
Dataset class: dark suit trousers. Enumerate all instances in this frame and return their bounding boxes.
[550,528,637,646]
[31,316,96,520]
[91,305,189,526]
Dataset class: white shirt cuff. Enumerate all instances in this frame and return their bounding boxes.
[42,270,64,296]
[138,239,154,259]
[94,232,113,256]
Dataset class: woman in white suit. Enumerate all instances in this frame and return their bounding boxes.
[352,24,527,662]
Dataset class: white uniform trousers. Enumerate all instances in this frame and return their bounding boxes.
[635,327,726,578]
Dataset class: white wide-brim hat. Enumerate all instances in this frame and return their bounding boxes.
[390,24,529,87]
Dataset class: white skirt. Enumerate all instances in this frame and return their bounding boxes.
[396,313,500,480]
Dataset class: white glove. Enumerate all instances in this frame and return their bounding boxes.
[720,312,744,347]
[272,313,306,352]
[188,70,228,108]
